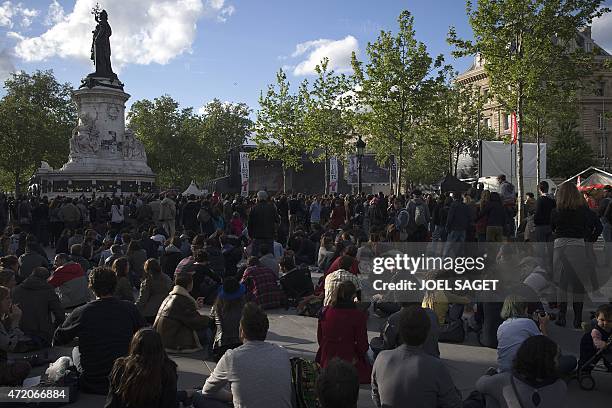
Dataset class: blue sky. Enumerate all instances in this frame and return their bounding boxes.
[1,0,611,116]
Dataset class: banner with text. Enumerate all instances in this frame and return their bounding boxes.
[239,152,249,197]
[329,156,338,193]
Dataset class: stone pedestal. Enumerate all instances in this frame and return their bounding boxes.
[32,76,156,197]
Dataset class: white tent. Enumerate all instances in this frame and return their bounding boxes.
[182,181,203,196]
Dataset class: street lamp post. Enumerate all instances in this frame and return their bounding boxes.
[355,135,366,194]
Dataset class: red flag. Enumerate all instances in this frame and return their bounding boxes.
[511,112,518,144]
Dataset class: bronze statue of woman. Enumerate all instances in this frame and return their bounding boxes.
[90,10,116,79]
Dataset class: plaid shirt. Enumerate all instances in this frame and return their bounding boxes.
[323,269,362,306]
[241,266,286,309]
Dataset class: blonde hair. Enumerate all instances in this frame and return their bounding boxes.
[480,190,491,210]
[556,182,585,210]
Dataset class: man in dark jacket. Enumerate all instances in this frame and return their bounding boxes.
[534,181,556,271]
[12,267,64,347]
[444,193,472,257]
[18,242,49,282]
[248,191,279,257]
[53,266,145,395]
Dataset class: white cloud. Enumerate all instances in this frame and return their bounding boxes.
[592,10,612,53]
[0,1,39,28]
[291,35,359,76]
[11,0,235,70]
[44,0,65,27]
[0,48,15,83]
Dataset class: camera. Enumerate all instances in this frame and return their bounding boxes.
[533,309,557,321]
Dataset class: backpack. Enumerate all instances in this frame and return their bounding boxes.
[414,203,427,226]
[290,357,321,408]
[197,208,211,224]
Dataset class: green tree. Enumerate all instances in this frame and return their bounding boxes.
[352,10,442,194]
[199,99,252,177]
[303,58,353,193]
[127,96,207,188]
[549,120,594,178]
[0,70,75,194]
[449,0,609,222]
[253,69,308,192]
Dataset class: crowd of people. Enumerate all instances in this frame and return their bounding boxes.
[0,174,611,407]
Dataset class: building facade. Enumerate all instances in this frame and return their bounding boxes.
[456,27,612,170]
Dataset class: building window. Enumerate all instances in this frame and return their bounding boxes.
[483,118,491,128]
[595,81,605,97]
[599,112,608,131]
[503,113,511,131]
[599,133,608,158]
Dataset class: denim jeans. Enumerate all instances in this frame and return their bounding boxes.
[443,230,466,257]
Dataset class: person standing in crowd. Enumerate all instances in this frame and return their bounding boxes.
[11,267,64,349]
[406,190,430,242]
[310,196,322,228]
[110,198,125,233]
[0,286,31,385]
[444,192,472,257]
[534,181,556,269]
[599,186,612,265]
[160,194,177,238]
[550,182,589,328]
[247,191,279,257]
[372,305,462,408]
[193,303,293,408]
[476,192,507,242]
[316,358,360,408]
[53,267,145,395]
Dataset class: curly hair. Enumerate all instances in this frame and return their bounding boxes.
[512,335,560,383]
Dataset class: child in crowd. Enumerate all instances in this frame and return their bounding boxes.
[580,304,612,370]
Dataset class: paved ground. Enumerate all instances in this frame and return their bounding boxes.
[16,302,612,408]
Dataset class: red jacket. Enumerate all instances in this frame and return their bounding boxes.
[48,262,85,288]
[325,257,359,277]
[315,306,371,384]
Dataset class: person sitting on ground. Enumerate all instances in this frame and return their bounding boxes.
[126,240,147,288]
[372,305,462,408]
[210,277,246,360]
[0,285,31,385]
[205,236,226,278]
[325,245,360,276]
[174,234,206,275]
[317,358,360,408]
[240,256,286,310]
[316,281,371,384]
[112,257,134,302]
[53,267,145,395]
[105,328,193,408]
[193,302,293,408]
[154,272,210,353]
[188,249,222,304]
[97,237,114,266]
[258,245,280,278]
[372,301,440,359]
[17,241,48,282]
[11,267,64,349]
[161,237,183,278]
[317,236,335,271]
[70,244,91,274]
[48,253,90,309]
[476,335,567,408]
[322,256,362,307]
[135,258,172,324]
[104,244,124,267]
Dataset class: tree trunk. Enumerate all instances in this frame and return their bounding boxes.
[454,147,461,177]
[536,126,541,186]
[282,166,287,193]
[324,150,329,194]
[516,84,525,226]
[14,171,21,197]
[397,136,403,196]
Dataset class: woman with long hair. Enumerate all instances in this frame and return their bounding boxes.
[135,258,172,324]
[126,240,147,288]
[112,257,134,302]
[316,281,371,384]
[210,277,245,360]
[550,182,590,328]
[0,285,31,385]
[106,328,191,407]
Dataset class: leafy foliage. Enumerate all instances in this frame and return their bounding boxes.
[548,120,595,178]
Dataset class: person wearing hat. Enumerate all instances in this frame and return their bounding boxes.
[210,277,246,360]
[247,191,279,257]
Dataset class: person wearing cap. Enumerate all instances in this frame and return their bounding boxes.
[210,277,246,360]
[247,191,279,257]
